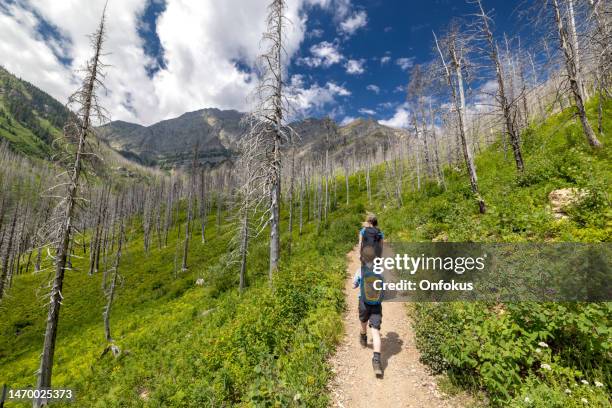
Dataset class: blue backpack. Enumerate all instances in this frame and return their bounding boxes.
[360,265,384,305]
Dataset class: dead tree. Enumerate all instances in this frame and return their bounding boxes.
[551,0,602,147]
[244,0,292,283]
[35,7,107,401]
[182,146,199,272]
[287,146,295,256]
[434,27,486,213]
[476,0,525,172]
[0,202,19,301]
[102,193,124,357]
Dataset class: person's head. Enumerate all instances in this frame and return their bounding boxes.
[365,213,378,227]
[361,245,376,264]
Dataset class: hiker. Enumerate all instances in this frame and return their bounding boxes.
[353,245,384,377]
[358,213,383,264]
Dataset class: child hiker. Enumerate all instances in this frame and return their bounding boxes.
[354,239,385,377]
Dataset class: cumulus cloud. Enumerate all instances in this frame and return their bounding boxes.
[345,58,365,75]
[299,40,343,67]
[379,103,410,128]
[0,0,338,126]
[339,10,367,35]
[380,55,391,65]
[287,75,350,118]
[366,84,380,94]
[396,57,415,71]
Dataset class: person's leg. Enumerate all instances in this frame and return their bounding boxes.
[358,299,369,347]
[371,327,381,353]
[370,308,383,375]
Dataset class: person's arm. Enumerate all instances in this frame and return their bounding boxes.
[358,227,364,246]
[352,268,361,289]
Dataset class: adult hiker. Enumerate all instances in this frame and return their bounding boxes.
[358,213,383,264]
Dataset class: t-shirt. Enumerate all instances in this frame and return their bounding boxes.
[353,264,374,298]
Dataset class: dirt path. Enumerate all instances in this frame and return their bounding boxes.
[328,246,464,408]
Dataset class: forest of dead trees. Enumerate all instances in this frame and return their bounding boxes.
[0,0,609,399]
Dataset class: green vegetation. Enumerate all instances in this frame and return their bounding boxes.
[1,96,610,407]
[0,66,69,158]
[377,99,610,406]
[0,193,360,406]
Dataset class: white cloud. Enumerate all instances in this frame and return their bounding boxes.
[380,104,410,128]
[358,108,376,115]
[288,75,350,118]
[396,57,415,71]
[339,10,367,36]
[308,28,324,38]
[380,56,391,65]
[300,40,343,67]
[345,58,365,75]
[366,84,380,94]
[0,0,327,126]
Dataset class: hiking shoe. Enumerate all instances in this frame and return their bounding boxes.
[372,356,383,377]
[359,333,367,347]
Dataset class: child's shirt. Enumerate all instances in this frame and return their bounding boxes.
[353,263,374,297]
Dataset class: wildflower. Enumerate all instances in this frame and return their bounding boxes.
[541,363,551,371]
[524,397,531,403]
[594,381,603,387]
[581,398,588,404]
[535,348,541,353]
[581,380,589,385]
[538,341,549,348]
[564,389,571,394]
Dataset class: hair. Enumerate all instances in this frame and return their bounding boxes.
[361,245,376,263]
[365,213,378,227]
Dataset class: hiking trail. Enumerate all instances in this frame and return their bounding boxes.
[328,245,467,408]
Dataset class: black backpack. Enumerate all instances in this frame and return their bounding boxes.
[362,227,383,257]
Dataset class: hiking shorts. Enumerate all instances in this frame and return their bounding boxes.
[358,298,382,330]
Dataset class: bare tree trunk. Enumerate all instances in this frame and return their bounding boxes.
[36,8,106,402]
[0,203,18,301]
[104,195,124,344]
[552,0,602,148]
[476,0,525,172]
[287,147,295,256]
[298,165,303,235]
[435,30,485,213]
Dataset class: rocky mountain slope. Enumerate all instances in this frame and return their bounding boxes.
[98,109,407,168]
[0,65,407,170]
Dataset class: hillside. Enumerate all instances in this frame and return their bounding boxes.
[1,97,609,407]
[0,66,165,183]
[0,66,69,159]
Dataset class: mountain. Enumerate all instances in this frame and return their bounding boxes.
[0,65,406,169]
[0,66,160,181]
[0,65,70,159]
[99,110,407,168]
[98,108,244,167]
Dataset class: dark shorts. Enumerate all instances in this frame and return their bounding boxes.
[358,298,382,330]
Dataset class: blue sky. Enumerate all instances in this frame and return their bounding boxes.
[0,0,530,126]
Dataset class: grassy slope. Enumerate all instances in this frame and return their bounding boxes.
[366,99,610,407]
[0,194,360,407]
[0,99,610,407]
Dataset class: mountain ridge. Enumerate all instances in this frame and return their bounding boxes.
[98,109,407,169]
